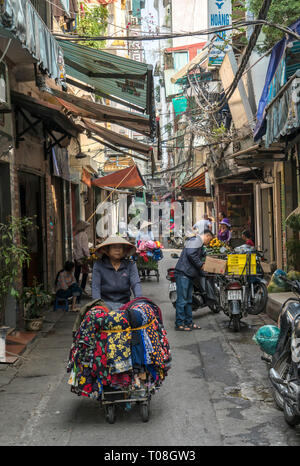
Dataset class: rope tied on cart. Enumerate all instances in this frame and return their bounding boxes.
[101,318,156,334]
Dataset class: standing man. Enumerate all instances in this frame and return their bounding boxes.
[174,229,213,331]
[193,214,212,234]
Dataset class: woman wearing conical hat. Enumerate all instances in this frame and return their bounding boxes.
[135,220,154,244]
[91,235,142,311]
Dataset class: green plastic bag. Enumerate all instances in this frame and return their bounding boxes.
[253,325,280,355]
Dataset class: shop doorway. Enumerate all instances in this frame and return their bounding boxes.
[261,187,275,263]
[51,176,66,274]
[19,172,46,287]
[226,193,254,247]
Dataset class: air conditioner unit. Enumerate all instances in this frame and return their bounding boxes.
[0,62,10,112]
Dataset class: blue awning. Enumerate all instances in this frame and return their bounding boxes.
[0,0,65,82]
[254,18,300,142]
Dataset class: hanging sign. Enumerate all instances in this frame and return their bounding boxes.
[208,0,232,66]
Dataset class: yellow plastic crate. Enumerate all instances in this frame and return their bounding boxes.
[227,253,257,275]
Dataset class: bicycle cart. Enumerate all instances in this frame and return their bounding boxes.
[67,299,171,423]
[101,376,154,424]
[136,256,160,282]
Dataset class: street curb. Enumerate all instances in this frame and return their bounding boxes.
[266,297,281,323]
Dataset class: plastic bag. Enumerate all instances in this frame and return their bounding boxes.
[267,269,288,293]
[253,325,280,355]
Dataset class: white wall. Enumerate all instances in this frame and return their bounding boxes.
[249,52,270,108]
[142,0,173,168]
[171,0,208,47]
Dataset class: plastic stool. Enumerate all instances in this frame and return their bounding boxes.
[54,296,69,311]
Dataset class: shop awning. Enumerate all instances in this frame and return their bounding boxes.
[0,0,64,82]
[81,119,153,158]
[182,171,207,189]
[11,91,79,139]
[43,87,153,138]
[92,164,145,188]
[56,39,154,115]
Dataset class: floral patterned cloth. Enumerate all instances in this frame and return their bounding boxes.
[67,301,171,400]
[105,310,132,374]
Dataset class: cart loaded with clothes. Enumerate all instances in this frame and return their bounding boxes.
[67,297,171,423]
[135,240,163,282]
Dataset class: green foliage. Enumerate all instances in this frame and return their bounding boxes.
[211,123,227,141]
[76,5,108,50]
[248,0,300,52]
[22,280,52,319]
[0,217,33,325]
[286,214,300,231]
[286,214,300,271]
[286,238,300,272]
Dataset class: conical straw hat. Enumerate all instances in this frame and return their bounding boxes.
[140,220,152,229]
[95,235,136,256]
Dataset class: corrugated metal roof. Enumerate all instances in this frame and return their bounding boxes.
[11,91,79,138]
[57,39,153,113]
[81,119,153,157]
[0,0,64,81]
[43,87,152,137]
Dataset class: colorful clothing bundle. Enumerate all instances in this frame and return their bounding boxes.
[67,299,171,400]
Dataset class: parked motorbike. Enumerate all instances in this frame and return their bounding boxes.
[215,250,268,332]
[262,277,300,427]
[167,231,184,249]
[166,267,220,314]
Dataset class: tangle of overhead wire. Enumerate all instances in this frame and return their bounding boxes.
[54,19,300,42]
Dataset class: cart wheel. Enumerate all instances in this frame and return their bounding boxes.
[156,271,160,282]
[140,401,150,422]
[106,405,116,424]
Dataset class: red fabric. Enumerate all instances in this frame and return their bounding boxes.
[92,164,144,188]
[246,239,255,247]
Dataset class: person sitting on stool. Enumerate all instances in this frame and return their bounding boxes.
[55,261,82,312]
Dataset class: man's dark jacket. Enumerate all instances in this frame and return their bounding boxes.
[175,235,206,279]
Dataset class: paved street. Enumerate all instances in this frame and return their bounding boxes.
[1,250,300,446]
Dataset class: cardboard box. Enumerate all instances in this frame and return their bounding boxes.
[261,261,272,274]
[203,256,227,274]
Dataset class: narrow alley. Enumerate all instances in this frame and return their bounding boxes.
[1,251,299,447]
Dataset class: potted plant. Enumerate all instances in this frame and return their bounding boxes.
[0,216,34,327]
[22,282,52,331]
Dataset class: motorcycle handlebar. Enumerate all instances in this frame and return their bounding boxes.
[281,275,300,293]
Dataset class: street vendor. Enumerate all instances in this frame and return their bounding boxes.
[217,218,231,244]
[135,220,154,244]
[91,235,142,311]
[242,229,255,247]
